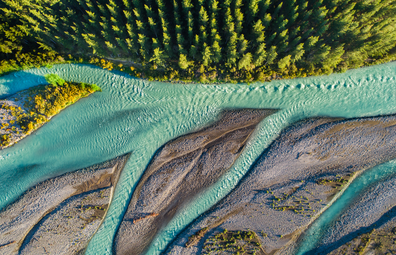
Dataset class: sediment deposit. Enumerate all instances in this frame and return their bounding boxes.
[164,115,396,255]
[114,109,276,255]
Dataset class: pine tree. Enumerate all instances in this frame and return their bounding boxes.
[155,0,173,58]
[173,0,187,57]
[233,0,244,35]
[144,3,160,39]
[181,0,194,46]
[222,1,238,66]
[150,47,166,67]
[189,34,199,60]
[310,43,331,64]
[321,44,344,70]
[138,33,151,62]
[123,6,141,60]
[289,42,305,63]
[211,40,222,64]
[245,0,260,32]
[208,0,222,63]
[178,53,189,69]
[278,55,291,70]
[266,46,278,65]
[199,5,209,45]
[82,33,100,55]
[202,45,212,67]
[130,0,153,62]
[252,20,267,66]
[238,52,252,70]
[2,0,396,82]
[237,34,248,55]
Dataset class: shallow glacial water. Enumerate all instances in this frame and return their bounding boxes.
[1,62,396,254]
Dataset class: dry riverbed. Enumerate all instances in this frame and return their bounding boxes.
[3,106,396,255]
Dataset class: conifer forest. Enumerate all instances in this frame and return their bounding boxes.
[1,0,396,82]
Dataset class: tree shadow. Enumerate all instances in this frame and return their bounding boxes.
[0,71,47,99]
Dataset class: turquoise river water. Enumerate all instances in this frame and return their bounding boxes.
[1,62,396,255]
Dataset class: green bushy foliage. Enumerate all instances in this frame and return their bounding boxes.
[44,74,65,86]
[88,84,102,92]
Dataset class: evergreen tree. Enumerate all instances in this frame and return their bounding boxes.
[155,0,173,58]
[221,1,238,66]
[178,53,189,69]
[266,46,278,65]
[150,47,166,67]
[181,0,194,46]
[202,45,212,67]
[278,55,291,70]
[252,20,267,66]
[173,0,187,56]
[238,52,252,70]
[208,0,222,63]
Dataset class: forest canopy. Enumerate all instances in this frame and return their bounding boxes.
[1,0,396,82]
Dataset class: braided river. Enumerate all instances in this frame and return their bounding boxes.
[1,62,396,254]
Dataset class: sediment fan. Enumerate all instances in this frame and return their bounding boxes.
[1,0,396,80]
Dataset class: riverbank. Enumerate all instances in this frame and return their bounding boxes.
[0,80,100,149]
[66,55,396,85]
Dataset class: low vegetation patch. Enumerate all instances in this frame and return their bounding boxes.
[266,174,354,218]
[202,229,263,255]
[0,74,101,148]
[317,173,356,199]
[316,174,353,188]
[266,185,321,218]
